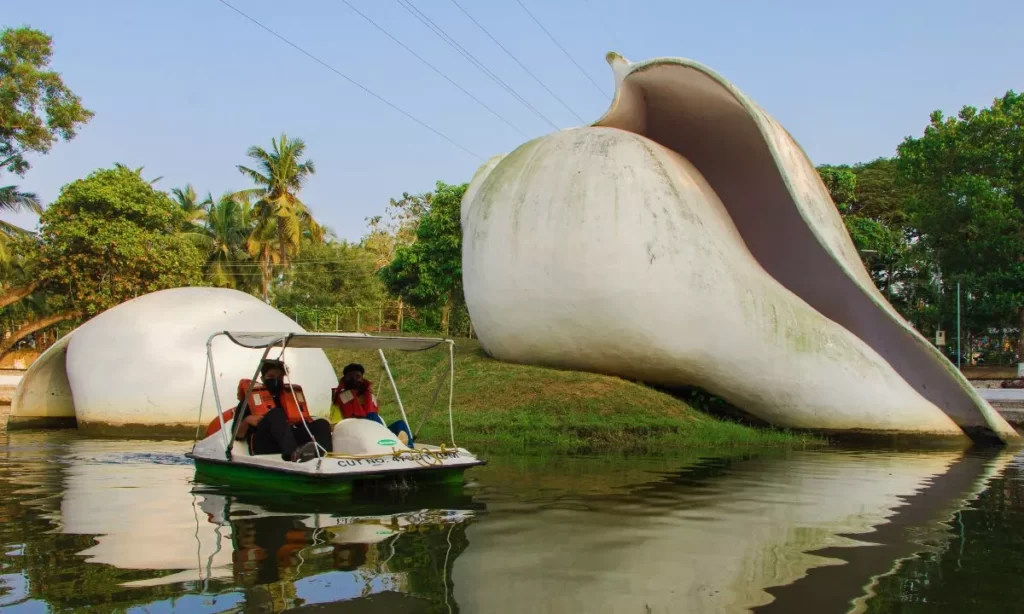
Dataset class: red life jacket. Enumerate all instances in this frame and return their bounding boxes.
[332,381,379,419]
[205,379,312,438]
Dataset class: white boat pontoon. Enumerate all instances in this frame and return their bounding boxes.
[187,331,486,494]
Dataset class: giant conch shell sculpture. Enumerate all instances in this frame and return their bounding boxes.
[461,53,1018,443]
[9,287,337,436]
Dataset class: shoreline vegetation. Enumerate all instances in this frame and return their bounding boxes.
[326,339,823,453]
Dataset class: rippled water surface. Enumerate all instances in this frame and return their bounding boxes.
[1,430,1023,613]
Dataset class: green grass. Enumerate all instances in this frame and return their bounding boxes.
[326,339,822,453]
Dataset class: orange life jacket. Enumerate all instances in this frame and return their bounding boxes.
[205,379,312,438]
[332,381,378,419]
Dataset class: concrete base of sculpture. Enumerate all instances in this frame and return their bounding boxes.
[461,53,1018,443]
[9,287,338,437]
[9,333,77,430]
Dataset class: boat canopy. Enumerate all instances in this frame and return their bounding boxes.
[220,331,451,352]
[201,331,459,456]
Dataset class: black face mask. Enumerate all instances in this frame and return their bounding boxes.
[264,377,283,396]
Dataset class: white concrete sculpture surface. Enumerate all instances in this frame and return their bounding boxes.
[10,287,338,435]
[462,53,1017,442]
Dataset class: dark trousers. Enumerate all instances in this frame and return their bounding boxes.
[249,407,333,460]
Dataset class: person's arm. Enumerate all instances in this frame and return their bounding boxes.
[232,405,262,440]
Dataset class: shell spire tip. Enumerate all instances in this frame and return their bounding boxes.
[605,52,631,89]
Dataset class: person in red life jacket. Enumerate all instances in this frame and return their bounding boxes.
[333,363,414,446]
[233,359,333,462]
[333,363,380,421]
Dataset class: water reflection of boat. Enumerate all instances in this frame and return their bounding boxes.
[454,448,1016,614]
[183,489,477,612]
[51,437,480,610]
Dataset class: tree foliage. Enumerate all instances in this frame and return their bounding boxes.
[237,135,319,259]
[273,239,385,323]
[818,161,922,313]
[36,166,203,316]
[814,91,1024,363]
[363,191,431,270]
[235,133,322,300]
[0,26,90,265]
[0,27,93,177]
[170,183,210,228]
[379,182,466,331]
[189,192,256,290]
[816,165,857,213]
[897,91,1024,339]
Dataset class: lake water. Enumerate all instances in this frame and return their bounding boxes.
[1,431,1023,613]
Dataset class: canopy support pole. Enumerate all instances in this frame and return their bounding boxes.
[206,334,231,454]
[378,349,410,431]
[448,341,456,448]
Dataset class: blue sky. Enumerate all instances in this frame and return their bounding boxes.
[3,0,1022,241]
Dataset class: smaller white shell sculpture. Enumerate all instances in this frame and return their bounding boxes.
[461,53,1017,442]
[10,287,338,436]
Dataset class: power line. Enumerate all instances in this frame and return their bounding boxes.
[396,0,559,130]
[579,0,628,60]
[209,256,382,268]
[449,0,586,124]
[513,0,609,100]
[214,0,484,161]
[337,0,530,139]
[395,0,561,131]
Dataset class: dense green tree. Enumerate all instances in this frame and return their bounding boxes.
[818,161,925,319]
[363,190,431,270]
[897,91,1024,360]
[380,181,466,333]
[32,166,203,320]
[817,164,857,213]
[0,26,91,269]
[850,157,910,225]
[0,27,93,177]
[273,240,385,328]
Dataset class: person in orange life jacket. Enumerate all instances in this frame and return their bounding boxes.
[233,359,333,462]
[334,363,414,446]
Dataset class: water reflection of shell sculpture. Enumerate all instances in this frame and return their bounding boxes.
[9,287,338,435]
[461,53,1017,442]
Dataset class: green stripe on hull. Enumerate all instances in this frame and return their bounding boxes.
[192,458,468,495]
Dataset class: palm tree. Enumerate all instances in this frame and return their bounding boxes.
[188,192,253,289]
[235,134,322,270]
[114,162,163,185]
[170,184,211,229]
[246,220,283,303]
[0,185,42,265]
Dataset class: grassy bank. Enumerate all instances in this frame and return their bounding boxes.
[325,339,821,453]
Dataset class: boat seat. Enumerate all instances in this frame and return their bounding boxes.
[229,442,313,460]
[229,444,276,459]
